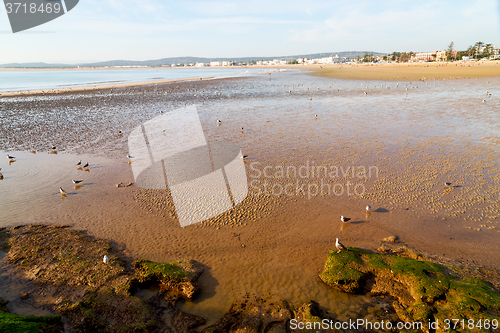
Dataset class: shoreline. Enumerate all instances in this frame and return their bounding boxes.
[2,60,499,98]
[0,76,216,97]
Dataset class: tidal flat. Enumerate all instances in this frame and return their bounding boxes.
[0,69,499,331]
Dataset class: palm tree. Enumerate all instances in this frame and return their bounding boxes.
[474,41,484,59]
[484,44,493,58]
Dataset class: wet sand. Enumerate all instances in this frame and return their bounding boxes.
[0,75,214,97]
[309,60,500,81]
[1,70,500,324]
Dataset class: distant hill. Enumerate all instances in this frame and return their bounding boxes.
[0,51,385,68]
[0,62,72,68]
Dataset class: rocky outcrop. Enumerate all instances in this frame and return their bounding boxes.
[319,247,500,332]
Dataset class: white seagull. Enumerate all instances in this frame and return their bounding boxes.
[6,154,15,160]
[76,160,81,165]
[366,205,372,212]
[341,216,351,223]
[59,187,66,194]
[72,180,83,184]
[335,238,347,253]
[83,162,89,168]
[103,255,110,264]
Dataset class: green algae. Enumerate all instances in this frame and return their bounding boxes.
[320,248,500,331]
[0,298,63,333]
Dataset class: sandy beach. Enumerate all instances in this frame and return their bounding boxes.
[1,67,500,328]
[309,60,500,81]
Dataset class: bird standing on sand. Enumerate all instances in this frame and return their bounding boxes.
[103,255,109,264]
[445,182,452,187]
[366,205,371,212]
[0,173,3,180]
[83,162,89,168]
[335,238,347,253]
[76,160,81,165]
[341,216,351,223]
[59,187,66,194]
[6,154,15,160]
[72,180,83,184]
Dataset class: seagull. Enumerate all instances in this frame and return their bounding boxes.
[217,119,222,125]
[126,154,132,158]
[335,238,347,253]
[341,216,351,223]
[308,98,312,101]
[76,160,81,165]
[72,180,83,184]
[6,154,15,160]
[366,205,371,212]
[103,255,109,264]
[59,187,66,194]
[83,162,89,168]
[445,182,452,187]
[241,155,248,159]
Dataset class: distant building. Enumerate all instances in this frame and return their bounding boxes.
[210,61,222,66]
[413,52,436,62]
[195,62,205,67]
[435,50,447,62]
[491,45,500,60]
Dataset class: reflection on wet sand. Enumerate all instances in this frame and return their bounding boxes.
[0,70,499,323]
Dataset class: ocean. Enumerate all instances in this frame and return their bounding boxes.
[0,67,269,93]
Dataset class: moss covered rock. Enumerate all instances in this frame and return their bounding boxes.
[0,297,64,333]
[0,225,205,333]
[320,247,500,332]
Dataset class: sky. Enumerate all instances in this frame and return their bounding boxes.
[0,0,499,64]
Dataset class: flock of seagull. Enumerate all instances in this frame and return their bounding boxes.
[59,160,89,195]
[4,154,90,196]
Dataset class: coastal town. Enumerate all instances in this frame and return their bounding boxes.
[167,42,500,68]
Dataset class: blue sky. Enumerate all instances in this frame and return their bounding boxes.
[0,0,499,64]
